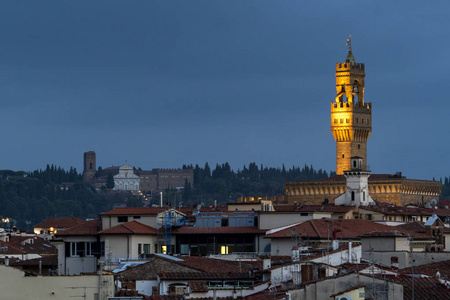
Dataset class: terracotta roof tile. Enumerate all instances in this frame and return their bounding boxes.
[101,207,193,216]
[272,205,354,213]
[34,217,85,229]
[400,260,450,279]
[55,219,100,236]
[174,256,260,274]
[161,271,250,280]
[1,236,56,255]
[265,219,432,240]
[11,255,57,266]
[173,226,266,235]
[99,221,157,235]
[395,221,426,232]
[389,276,450,300]
[359,230,409,237]
[361,203,433,216]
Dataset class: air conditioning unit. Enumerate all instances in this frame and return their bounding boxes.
[337,297,352,300]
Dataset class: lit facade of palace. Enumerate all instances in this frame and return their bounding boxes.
[283,45,441,207]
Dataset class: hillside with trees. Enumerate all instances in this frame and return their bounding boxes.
[0,163,332,230]
[180,162,332,206]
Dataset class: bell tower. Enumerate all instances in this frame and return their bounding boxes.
[331,36,372,175]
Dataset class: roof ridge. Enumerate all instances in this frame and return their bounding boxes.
[121,223,136,234]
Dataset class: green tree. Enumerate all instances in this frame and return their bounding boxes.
[106,173,115,189]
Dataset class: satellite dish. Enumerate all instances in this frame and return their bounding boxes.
[430,199,438,208]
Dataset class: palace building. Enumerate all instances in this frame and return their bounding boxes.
[284,40,441,207]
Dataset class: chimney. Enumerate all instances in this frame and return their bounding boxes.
[390,256,399,269]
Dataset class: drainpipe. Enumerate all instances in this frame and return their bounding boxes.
[348,241,352,263]
[39,258,42,275]
[127,236,130,258]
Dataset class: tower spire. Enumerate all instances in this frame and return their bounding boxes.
[345,35,355,63]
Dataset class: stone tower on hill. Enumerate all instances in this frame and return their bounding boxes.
[331,41,372,175]
[83,151,96,183]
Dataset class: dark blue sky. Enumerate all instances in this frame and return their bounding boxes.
[0,1,448,180]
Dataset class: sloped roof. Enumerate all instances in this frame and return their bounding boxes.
[400,260,450,279]
[389,276,450,300]
[395,221,426,232]
[265,219,431,240]
[0,240,27,254]
[359,230,408,237]
[173,226,266,235]
[55,219,100,236]
[99,221,157,235]
[272,205,354,213]
[424,214,441,226]
[161,271,250,280]
[101,206,193,216]
[34,217,85,229]
[175,256,259,274]
[11,255,57,266]
[1,236,56,255]
[359,202,434,216]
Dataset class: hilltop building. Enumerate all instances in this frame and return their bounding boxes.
[82,151,194,193]
[284,44,441,206]
[113,163,140,191]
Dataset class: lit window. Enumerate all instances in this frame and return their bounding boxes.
[221,246,229,254]
[346,118,349,123]
[162,245,167,254]
[334,119,338,124]
[340,118,344,123]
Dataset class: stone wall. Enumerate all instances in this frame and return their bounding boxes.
[285,178,441,206]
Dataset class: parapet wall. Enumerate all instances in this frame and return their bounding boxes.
[336,62,365,72]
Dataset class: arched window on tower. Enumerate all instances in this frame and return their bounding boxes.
[353,80,359,102]
[89,162,92,170]
[351,191,355,201]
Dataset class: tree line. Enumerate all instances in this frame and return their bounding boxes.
[0,162,333,230]
[180,162,333,205]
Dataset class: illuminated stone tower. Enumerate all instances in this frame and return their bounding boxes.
[331,37,372,175]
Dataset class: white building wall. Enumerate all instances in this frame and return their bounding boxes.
[101,215,157,230]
